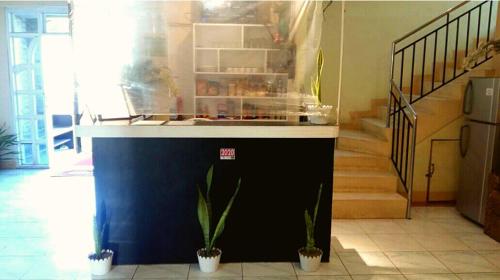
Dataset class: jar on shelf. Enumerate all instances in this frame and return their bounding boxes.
[228,83,236,96]
[196,79,208,96]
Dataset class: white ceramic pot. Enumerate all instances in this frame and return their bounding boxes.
[197,248,221,273]
[306,104,332,125]
[89,249,113,275]
[298,248,323,272]
[308,115,329,125]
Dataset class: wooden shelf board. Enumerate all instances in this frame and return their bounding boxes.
[196,47,281,51]
[195,71,288,76]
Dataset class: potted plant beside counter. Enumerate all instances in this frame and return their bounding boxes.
[196,165,241,272]
[88,216,113,275]
[298,184,323,272]
[0,123,17,167]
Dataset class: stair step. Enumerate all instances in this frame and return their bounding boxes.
[334,170,397,193]
[337,129,391,157]
[402,81,444,96]
[361,117,391,140]
[402,93,451,102]
[332,192,407,219]
[335,149,391,171]
[378,105,434,124]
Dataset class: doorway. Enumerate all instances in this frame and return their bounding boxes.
[7,8,81,169]
[425,139,461,202]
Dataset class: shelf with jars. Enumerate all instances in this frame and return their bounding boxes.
[193,22,292,121]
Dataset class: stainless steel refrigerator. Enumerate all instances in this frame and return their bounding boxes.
[457,77,500,225]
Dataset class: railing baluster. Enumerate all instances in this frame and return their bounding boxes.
[432,31,438,91]
[420,37,427,98]
[475,4,482,67]
[391,93,397,162]
[399,114,406,176]
[400,51,405,89]
[404,117,411,185]
[454,17,460,78]
[487,1,493,41]
[395,99,401,173]
[443,14,449,84]
[477,4,482,49]
[410,44,415,102]
[466,11,471,57]
[486,0,493,59]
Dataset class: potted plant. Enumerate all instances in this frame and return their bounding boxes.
[121,59,179,115]
[462,39,500,70]
[196,165,241,273]
[0,123,17,165]
[88,216,113,275]
[298,184,323,272]
[307,49,332,125]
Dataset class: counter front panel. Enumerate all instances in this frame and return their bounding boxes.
[93,137,334,264]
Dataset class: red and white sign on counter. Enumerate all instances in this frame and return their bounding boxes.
[220,148,236,160]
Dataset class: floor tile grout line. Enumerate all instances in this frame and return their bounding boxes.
[334,250,353,277]
[477,251,500,269]
[290,260,298,277]
[382,251,405,276]
[428,250,462,274]
[363,231,384,252]
[130,264,138,280]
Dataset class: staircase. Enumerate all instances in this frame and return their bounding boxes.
[333,0,498,219]
[334,101,407,219]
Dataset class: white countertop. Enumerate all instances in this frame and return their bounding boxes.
[75,121,338,139]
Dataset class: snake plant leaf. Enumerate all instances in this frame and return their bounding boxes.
[209,178,241,250]
[205,165,214,231]
[197,187,210,249]
[304,209,314,250]
[93,216,107,258]
[316,49,323,103]
[317,49,323,79]
[93,216,101,257]
[206,164,214,229]
[206,165,214,195]
[312,184,323,227]
[0,124,17,161]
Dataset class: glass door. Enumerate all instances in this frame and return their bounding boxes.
[7,8,69,167]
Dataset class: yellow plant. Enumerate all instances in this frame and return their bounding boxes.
[311,49,324,103]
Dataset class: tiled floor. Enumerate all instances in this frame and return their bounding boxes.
[1,170,500,280]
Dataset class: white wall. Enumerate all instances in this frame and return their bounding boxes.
[321,1,461,124]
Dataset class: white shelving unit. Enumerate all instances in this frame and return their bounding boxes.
[193,23,290,121]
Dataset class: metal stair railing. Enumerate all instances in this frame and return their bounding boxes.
[386,0,497,218]
[388,81,417,219]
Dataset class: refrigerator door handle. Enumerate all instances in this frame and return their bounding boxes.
[463,80,474,115]
[460,124,470,157]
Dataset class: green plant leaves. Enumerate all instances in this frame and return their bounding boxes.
[311,49,324,103]
[304,184,323,251]
[0,123,18,161]
[197,166,241,252]
[317,49,323,103]
[313,184,323,227]
[206,165,213,195]
[197,187,211,249]
[93,216,106,258]
[209,178,241,250]
[304,210,315,250]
